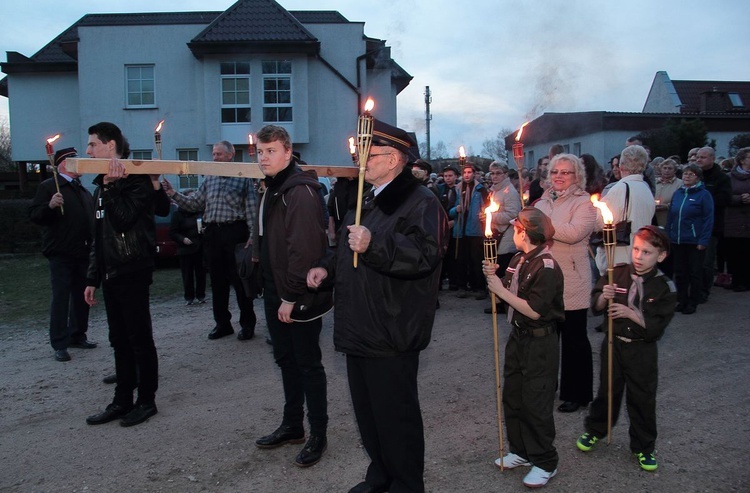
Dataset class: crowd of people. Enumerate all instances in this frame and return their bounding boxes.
[28,119,750,491]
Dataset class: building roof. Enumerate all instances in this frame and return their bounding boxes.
[289,11,350,23]
[504,111,750,148]
[671,79,750,114]
[188,0,320,56]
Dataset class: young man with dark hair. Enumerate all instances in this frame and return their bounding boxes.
[84,122,160,427]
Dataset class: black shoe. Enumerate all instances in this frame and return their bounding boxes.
[54,349,71,362]
[557,401,582,413]
[69,340,97,349]
[197,297,206,304]
[732,284,750,292]
[675,302,685,312]
[348,482,389,493]
[475,291,488,300]
[294,435,327,468]
[120,402,158,427]
[208,325,234,340]
[255,425,305,449]
[102,374,117,384]
[237,327,255,340]
[682,304,697,315]
[86,403,132,425]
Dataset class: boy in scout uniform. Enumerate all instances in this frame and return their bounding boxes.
[483,207,564,488]
[576,225,676,472]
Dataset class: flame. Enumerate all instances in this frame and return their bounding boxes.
[364,98,375,113]
[248,134,254,145]
[348,137,356,155]
[590,194,614,224]
[46,134,61,144]
[515,122,530,142]
[154,120,165,133]
[484,197,500,237]
[459,146,466,158]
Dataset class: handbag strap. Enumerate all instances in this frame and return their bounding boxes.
[622,183,630,222]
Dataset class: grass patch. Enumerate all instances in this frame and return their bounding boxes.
[0,254,184,326]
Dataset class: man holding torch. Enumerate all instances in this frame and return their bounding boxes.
[482,207,563,488]
[29,147,97,362]
[307,119,448,493]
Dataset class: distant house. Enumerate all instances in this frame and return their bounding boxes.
[0,0,411,190]
[505,71,750,170]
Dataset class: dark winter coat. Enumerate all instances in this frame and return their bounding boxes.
[29,176,94,258]
[325,168,449,357]
[724,167,750,238]
[253,163,333,321]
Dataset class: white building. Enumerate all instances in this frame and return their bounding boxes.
[1,0,411,189]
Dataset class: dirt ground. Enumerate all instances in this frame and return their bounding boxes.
[1,280,749,493]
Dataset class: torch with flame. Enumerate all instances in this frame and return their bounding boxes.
[483,196,505,469]
[458,145,467,169]
[348,137,357,165]
[352,98,375,268]
[591,193,615,444]
[248,133,256,159]
[154,120,165,160]
[513,122,529,206]
[45,134,64,215]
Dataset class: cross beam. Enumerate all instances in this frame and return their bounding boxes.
[65,158,359,180]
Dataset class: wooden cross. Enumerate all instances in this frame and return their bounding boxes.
[65,158,359,180]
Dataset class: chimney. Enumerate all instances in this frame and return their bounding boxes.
[700,88,726,113]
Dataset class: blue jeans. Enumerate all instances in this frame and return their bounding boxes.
[48,255,90,350]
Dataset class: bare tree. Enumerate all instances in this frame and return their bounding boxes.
[0,118,12,171]
[480,128,514,161]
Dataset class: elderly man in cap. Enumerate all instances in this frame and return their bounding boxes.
[29,147,97,362]
[308,119,449,493]
[482,207,564,488]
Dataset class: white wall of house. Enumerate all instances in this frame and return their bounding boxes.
[8,73,80,161]
[77,24,209,159]
[304,22,364,84]
[642,71,681,113]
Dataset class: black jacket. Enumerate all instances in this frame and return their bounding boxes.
[324,168,449,357]
[29,176,94,258]
[254,163,333,321]
[702,163,732,235]
[86,174,158,286]
[591,264,676,342]
[169,207,204,255]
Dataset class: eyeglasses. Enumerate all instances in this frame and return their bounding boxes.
[549,169,575,176]
[367,153,392,161]
[489,171,505,175]
[682,172,697,177]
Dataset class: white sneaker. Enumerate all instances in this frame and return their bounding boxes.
[522,466,557,488]
[494,452,531,469]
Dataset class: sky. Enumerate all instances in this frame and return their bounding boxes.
[1,0,749,158]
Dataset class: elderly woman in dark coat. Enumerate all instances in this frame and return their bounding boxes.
[724,147,750,291]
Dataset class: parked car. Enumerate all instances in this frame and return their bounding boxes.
[154,203,178,260]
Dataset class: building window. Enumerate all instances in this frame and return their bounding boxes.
[527,150,534,167]
[234,149,245,162]
[728,93,744,108]
[131,150,152,160]
[177,149,200,189]
[573,142,581,156]
[126,65,155,107]
[221,62,251,123]
[262,60,293,122]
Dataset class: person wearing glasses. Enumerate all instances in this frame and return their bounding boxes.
[307,119,448,493]
[534,154,597,413]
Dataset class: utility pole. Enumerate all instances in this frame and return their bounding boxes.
[424,86,432,160]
